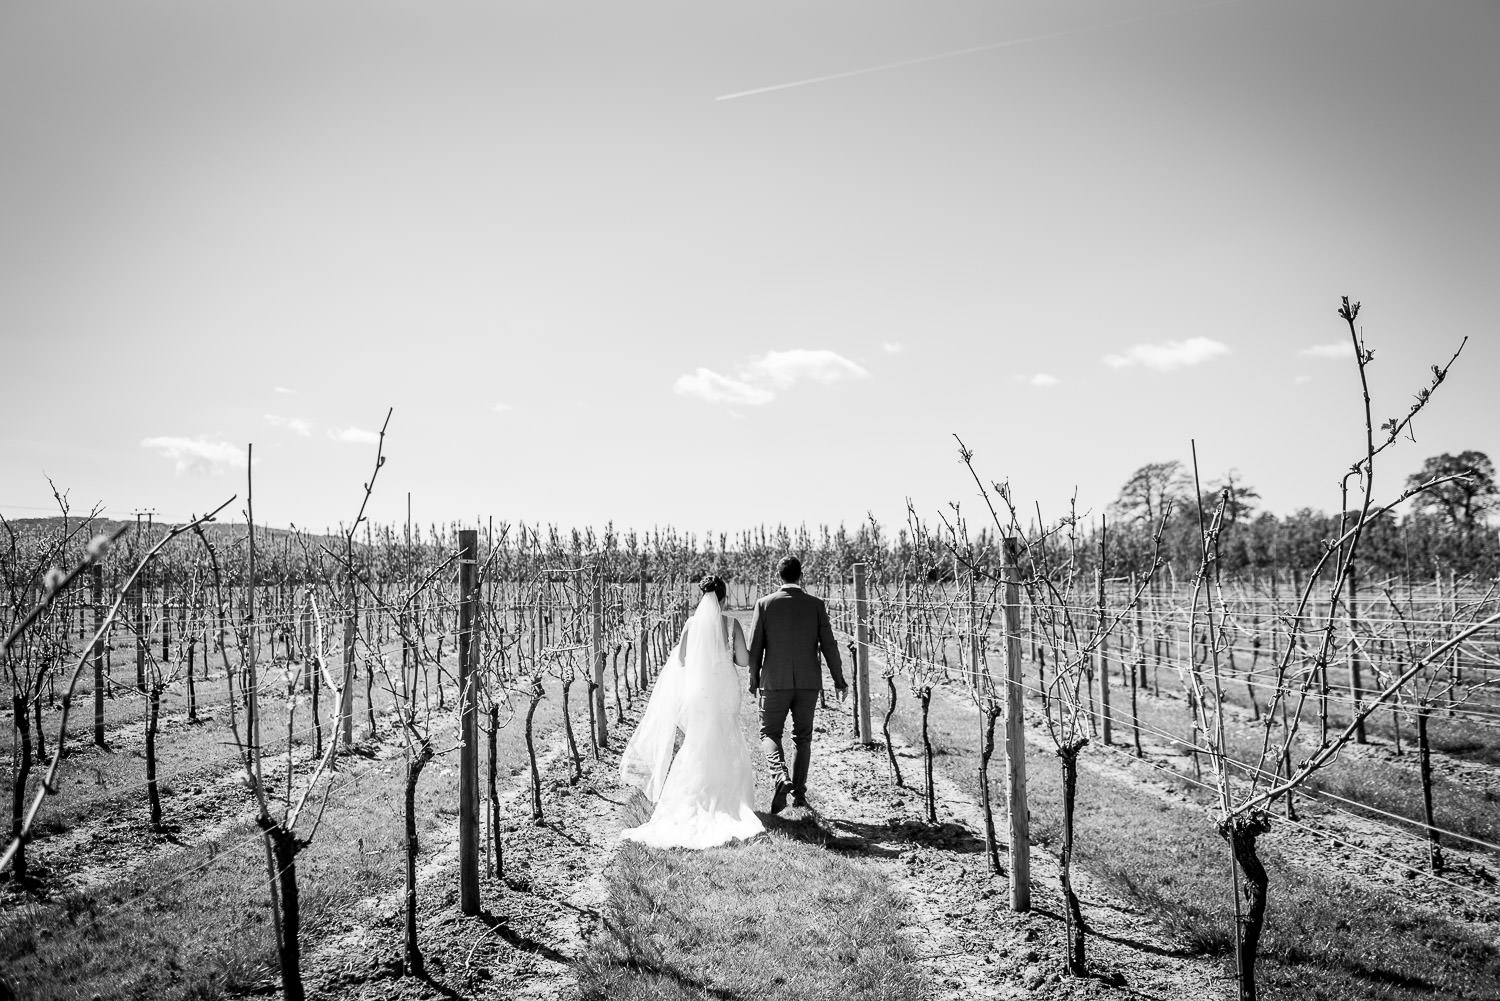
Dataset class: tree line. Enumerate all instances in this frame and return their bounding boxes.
[1100,450,1499,580]
[5,448,1493,602]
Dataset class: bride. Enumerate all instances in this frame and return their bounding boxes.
[618,574,763,848]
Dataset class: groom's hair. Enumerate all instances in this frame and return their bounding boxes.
[776,556,802,583]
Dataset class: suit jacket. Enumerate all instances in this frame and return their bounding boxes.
[748,585,846,691]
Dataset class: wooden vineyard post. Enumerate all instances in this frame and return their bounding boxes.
[637,574,649,690]
[134,581,146,692]
[953,570,966,695]
[969,569,982,694]
[1314,583,1329,746]
[245,476,262,784]
[92,563,106,748]
[1151,571,1163,696]
[853,563,872,745]
[340,595,356,751]
[457,529,480,916]
[1129,571,1144,757]
[591,566,607,750]
[1002,537,1031,911]
[1097,568,1112,746]
[1448,568,1462,695]
[1347,560,1366,744]
[301,595,313,693]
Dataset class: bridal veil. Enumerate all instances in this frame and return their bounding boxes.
[618,591,762,847]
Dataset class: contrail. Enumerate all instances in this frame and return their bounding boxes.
[716,0,1237,102]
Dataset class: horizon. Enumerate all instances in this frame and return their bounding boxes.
[2,480,1487,541]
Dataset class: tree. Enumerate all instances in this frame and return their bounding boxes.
[1204,470,1260,529]
[1201,472,1262,572]
[1406,451,1497,531]
[1112,461,1189,527]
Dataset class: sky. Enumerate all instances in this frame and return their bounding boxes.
[1,0,1496,539]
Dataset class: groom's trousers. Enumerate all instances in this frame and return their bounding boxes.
[758,688,818,796]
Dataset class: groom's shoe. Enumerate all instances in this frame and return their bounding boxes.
[770,780,793,815]
[790,793,808,810]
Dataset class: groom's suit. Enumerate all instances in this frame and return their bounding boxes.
[748,584,846,802]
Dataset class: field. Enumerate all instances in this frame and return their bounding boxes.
[3,509,1499,1001]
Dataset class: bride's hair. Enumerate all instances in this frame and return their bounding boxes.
[698,574,726,602]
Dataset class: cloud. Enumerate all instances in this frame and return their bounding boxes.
[1029,373,1059,387]
[273,386,296,395]
[674,369,776,406]
[882,342,904,354]
[747,349,869,388]
[1294,374,1313,385]
[676,349,869,406]
[492,402,513,414]
[264,414,312,437]
[141,436,247,475]
[1102,337,1230,371]
[328,426,380,445]
[1297,342,1354,359]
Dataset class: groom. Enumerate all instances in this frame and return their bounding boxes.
[747,556,847,813]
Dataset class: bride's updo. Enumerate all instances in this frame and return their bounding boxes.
[699,574,726,602]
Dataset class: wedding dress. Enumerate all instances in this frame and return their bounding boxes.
[618,592,763,848]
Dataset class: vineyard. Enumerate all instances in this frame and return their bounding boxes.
[4,302,1500,1000]
[827,564,1500,993]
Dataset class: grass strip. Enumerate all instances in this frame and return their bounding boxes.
[1122,683,1500,854]
[578,800,930,1001]
[1,689,573,1000]
[0,820,282,1000]
[884,678,1500,1000]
